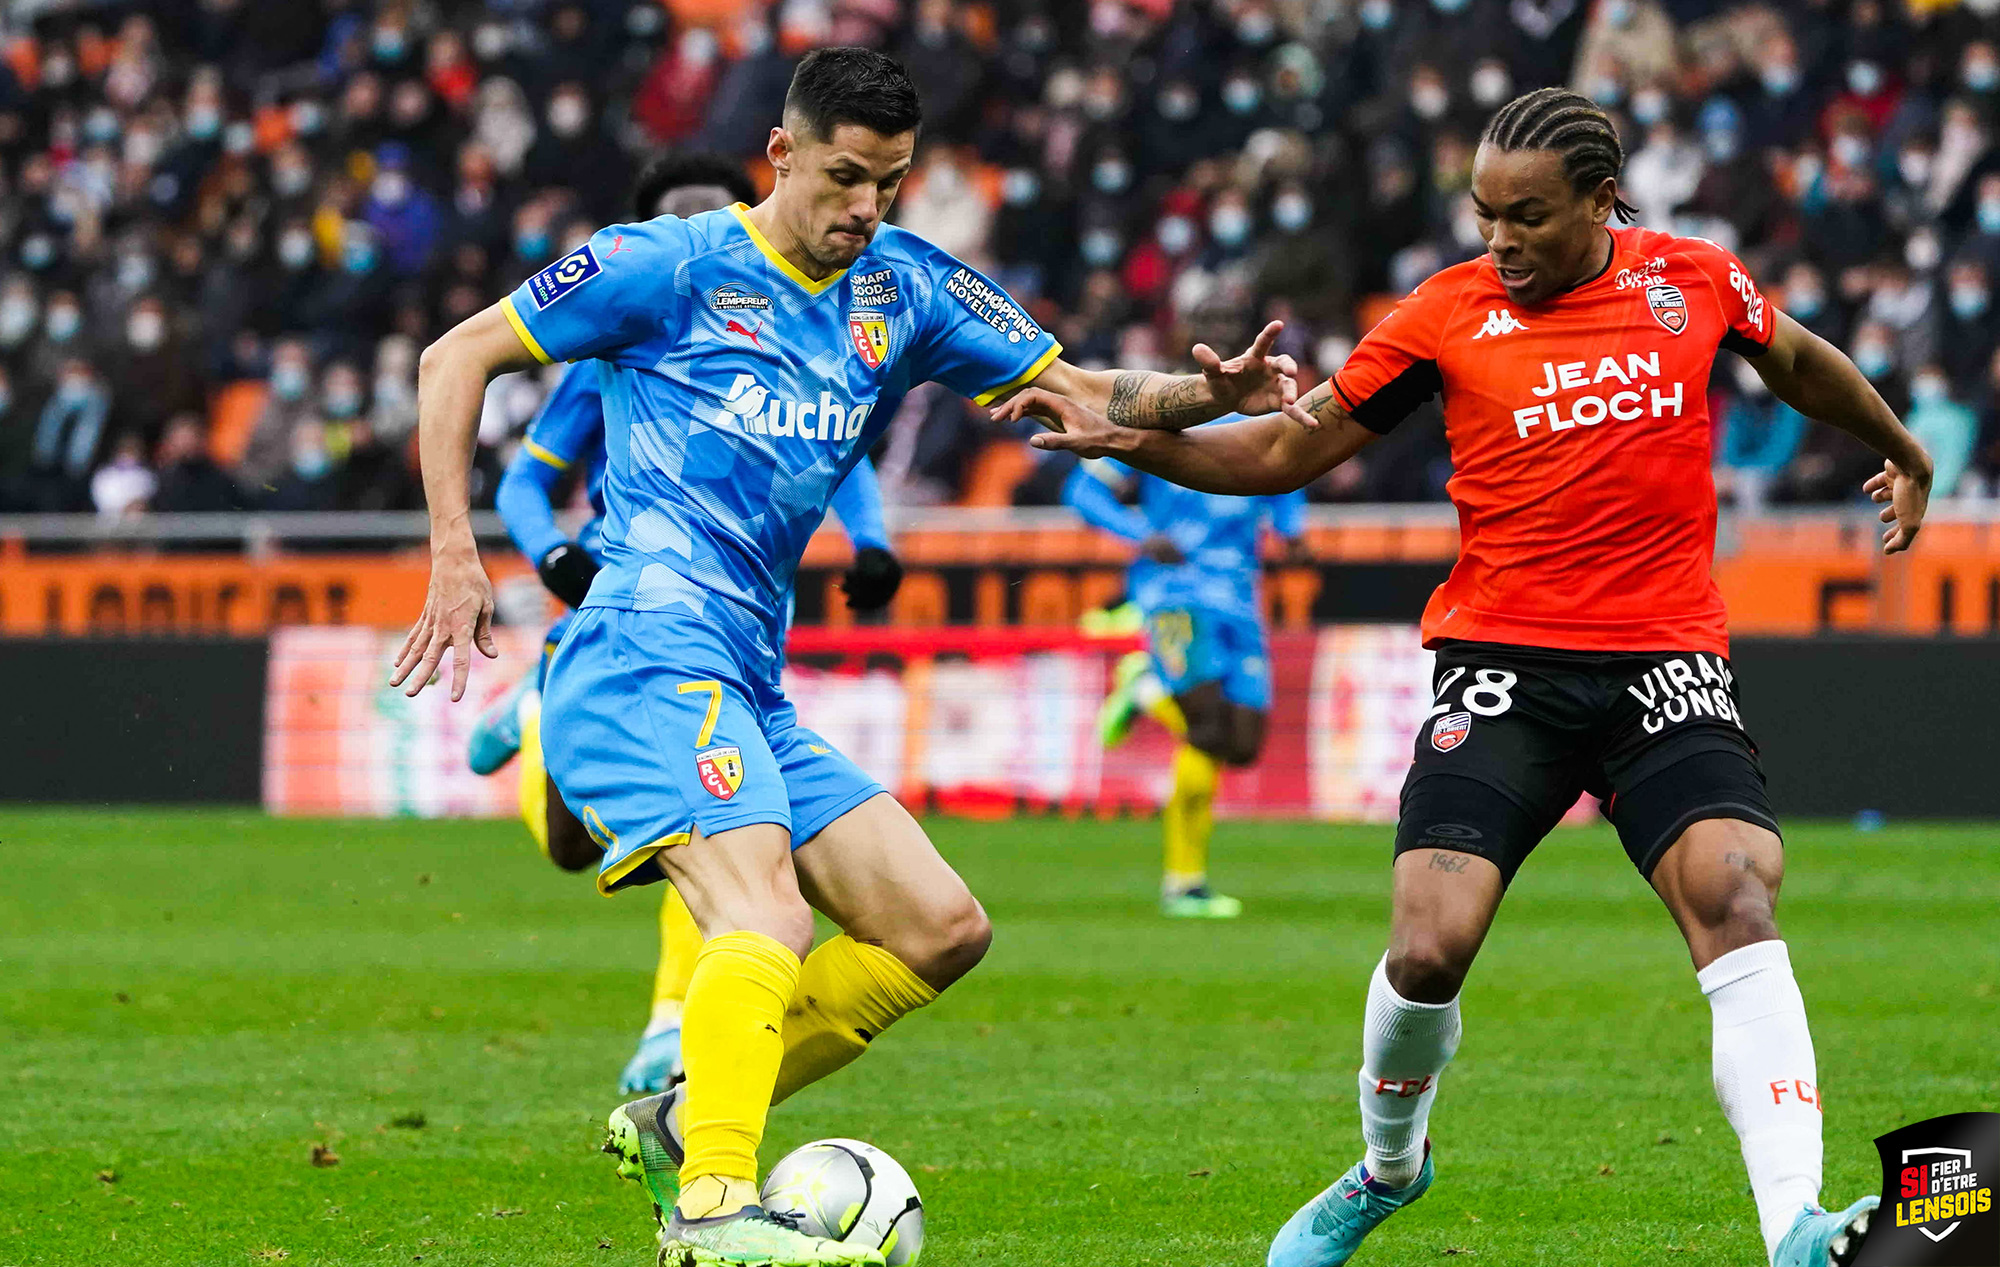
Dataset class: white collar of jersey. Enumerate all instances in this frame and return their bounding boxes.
[728,203,850,297]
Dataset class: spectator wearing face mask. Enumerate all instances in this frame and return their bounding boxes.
[1779,260,1848,349]
[301,222,395,356]
[30,360,112,512]
[1716,358,1808,512]
[261,417,342,513]
[1906,364,1979,498]
[262,219,326,333]
[521,83,625,220]
[1864,261,1941,378]
[0,278,41,370]
[1942,259,2000,391]
[363,143,443,277]
[107,295,205,447]
[0,364,44,512]
[239,338,319,494]
[1251,180,1353,329]
[91,432,156,519]
[1571,0,1680,100]
[317,360,368,458]
[370,334,420,446]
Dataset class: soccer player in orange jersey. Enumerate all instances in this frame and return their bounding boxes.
[1002,88,1930,1267]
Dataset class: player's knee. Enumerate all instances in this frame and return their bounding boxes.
[1384,936,1473,1004]
[545,813,601,873]
[886,892,991,992]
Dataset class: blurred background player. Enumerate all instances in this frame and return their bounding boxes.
[1064,438,1306,917]
[465,151,905,1097]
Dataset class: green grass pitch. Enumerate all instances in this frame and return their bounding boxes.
[2,810,1994,1266]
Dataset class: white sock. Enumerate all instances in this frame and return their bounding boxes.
[1698,940,1822,1260]
[1356,955,1461,1189]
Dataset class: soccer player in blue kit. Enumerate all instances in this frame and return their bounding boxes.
[469,152,905,1100]
[1064,448,1306,918]
[394,49,1305,1265]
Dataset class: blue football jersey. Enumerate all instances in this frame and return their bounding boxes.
[1067,441,1305,621]
[503,205,1059,642]
[517,361,609,555]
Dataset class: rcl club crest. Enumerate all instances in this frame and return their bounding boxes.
[695,746,745,800]
[1853,1112,2000,1266]
[848,310,890,368]
[1646,282,1689,335]
[1431,711,1472,753]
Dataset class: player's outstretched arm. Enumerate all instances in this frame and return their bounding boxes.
[999,380,1375,496]
[1001,320,1316,431]
[391,302,545,699]
[1751,310,1934,554]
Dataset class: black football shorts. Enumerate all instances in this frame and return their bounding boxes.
[1393,639,1781,885]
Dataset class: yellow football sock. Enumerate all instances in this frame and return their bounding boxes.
[676,930,800,1212]
[518,696,549,856]
[647,886,701,1034]
[771,935,939,1105]
[1147,694,1188,737]
[1162,743,1219,890]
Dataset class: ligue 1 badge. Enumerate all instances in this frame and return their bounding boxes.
[1852,1112,1999,1266]
[1645,282,1688,335]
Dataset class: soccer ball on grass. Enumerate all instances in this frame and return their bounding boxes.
[760,1138,924,1264]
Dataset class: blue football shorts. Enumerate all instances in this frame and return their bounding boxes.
[540,605,884,894]
[1144,603,1272,710]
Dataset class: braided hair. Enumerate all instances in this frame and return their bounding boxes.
[1480,88,1639,224]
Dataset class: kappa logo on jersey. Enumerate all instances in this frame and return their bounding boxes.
[944,267,1042,344]
[1646,283,1689,335]
[1471,308,1529,339]
[716,374,872,442]
[1430,711,1472,752]
[850,267,900,307]
[695,745,744,800]
[848,310,890,368]
[527,243,601,310]
[707,282,772,312]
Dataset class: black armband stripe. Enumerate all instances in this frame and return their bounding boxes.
[1721,330,1768,358]
[1346,359,1443,434]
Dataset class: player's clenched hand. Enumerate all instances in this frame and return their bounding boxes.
[1865,459,1930,555]
[391,541,498,700]
[1193,319,1313,426]
[997,388,1128,459]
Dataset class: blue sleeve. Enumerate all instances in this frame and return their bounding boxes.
[497,448,569,565]
[498,365,603,564]
[1264,488,1307,538]
[912,246,1063,405]
[500,219,693,365]
[1062,461,1148,543]
[828,456,891,551]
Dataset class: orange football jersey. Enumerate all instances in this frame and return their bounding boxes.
[1332,225,1775,656]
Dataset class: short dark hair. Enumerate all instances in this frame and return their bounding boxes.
[630,151,757,219]
[1481,87,1640,223]
[783,47,922,142]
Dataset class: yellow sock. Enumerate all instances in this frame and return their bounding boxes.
[676,931,800,1213]
[771,935,938,1106]
[517,696,550,856]
[1162,743,1218,890]
[1147,695,1188,737]
[647,886,701,1034]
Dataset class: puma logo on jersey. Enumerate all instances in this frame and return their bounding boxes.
[608,235,630,255]
[1471,308,1529,339]
[726,318,764,349]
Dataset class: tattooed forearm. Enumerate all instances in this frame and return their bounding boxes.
[1104,371,1217,431]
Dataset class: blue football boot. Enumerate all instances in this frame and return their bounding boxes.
[618,1024,683,1095]
[1773,1195,1877,1267]
[467,666,536,776]
[1268,1149,1433,1267]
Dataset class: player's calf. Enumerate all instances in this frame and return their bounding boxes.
[1650,816,1786,969]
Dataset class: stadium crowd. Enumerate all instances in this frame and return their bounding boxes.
[2,0,2000,523]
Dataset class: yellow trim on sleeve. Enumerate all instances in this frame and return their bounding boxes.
[522,438,571,471]
[597,832,693,896]
[501,294,553,365]
[972,341,1063,406]
[727,203,847,296]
